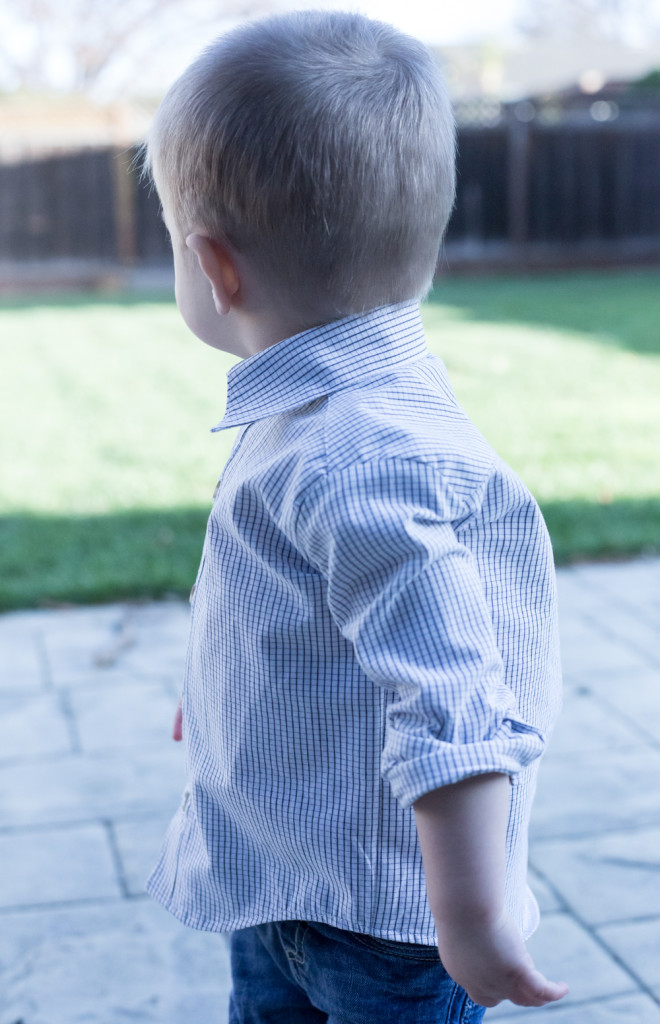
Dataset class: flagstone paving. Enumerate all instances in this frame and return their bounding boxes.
[1,558,659,1023]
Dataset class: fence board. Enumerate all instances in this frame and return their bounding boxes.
[1,123,659,272]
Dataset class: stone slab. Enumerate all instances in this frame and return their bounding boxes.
[557,620,651,678]
[70,679,177,752]
[531,827,660,926]
[598,917,660,991]
[41,602,190,687]
[546,687,640,757]
[0,748,185,829]
[41,604,129,685]
[555,568,598,610]
[580,606,660,666]
[492,993,660,1023]
[558,561,660,668]
[0,610,46,691]
[128,601,191,638]
[589,667,660,744]
[0,643,44,692]
[487,913,636,1019]
[0,823,120,909]
[118,603,190,679]
[530,747,660,841]
[572,559,660,618]
[0,692,72,761]
[0,899,231,1024]
[113,815,176,897]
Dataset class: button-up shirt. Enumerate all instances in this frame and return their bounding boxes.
[147,301,562,943]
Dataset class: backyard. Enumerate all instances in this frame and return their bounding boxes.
[1,268,659,610]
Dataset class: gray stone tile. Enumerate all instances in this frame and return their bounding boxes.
[42,602,190,687]
[591,667,660,744]
[112,602,190,678]
[41,604,129,685]
[118,651,188,681]
[0,609,54,634]
[574,558,660,617]
[486,913,636,1019]
[57,666,178,692]
[547,688,640,756]
[492,993,660,1023]
[128,601,190,640]
[0,611,45,691]
[582,606,660,667]
[0,692,72,761]
[557,613,600,649]
[531,827,660,926]
[0,748,186,828]
[0,900,231,1024]
[530,747,660,841]
[555,568,596,610]
[113,815,175,896]
[0,643,44,692]
[0,823,120,909]
[558,562,660,665]
[598,917,660,991]
[71,680,177,752]
[558,623,650,679]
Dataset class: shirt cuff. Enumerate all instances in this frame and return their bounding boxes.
[381,719,546,808]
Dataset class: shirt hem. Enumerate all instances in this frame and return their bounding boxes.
[146,882,441,945]
[147,879,538,947]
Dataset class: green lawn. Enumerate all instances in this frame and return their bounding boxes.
[1,269,659,609]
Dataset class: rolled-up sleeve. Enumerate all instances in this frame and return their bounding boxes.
[296,456,546,807]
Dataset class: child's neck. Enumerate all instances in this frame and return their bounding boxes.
[225,304,327,360]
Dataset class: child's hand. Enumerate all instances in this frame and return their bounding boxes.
[414,776,568,1010]
[436,910,568,1009]
[172,698,183,742]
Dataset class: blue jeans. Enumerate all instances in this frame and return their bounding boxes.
[228,920,486,1023]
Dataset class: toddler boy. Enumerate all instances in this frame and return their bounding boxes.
[145,10,568,1021]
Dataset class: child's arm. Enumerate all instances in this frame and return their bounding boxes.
[414,774,569,1009]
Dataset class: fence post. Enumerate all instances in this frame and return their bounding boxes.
[112,147,137,266]
[507,116,532,249]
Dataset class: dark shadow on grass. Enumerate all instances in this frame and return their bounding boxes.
[428,268,660,357]
[0,507,208,611]
[1,500,658,611]
[541,498,659,566]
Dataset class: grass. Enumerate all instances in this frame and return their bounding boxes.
[1,269,659,609]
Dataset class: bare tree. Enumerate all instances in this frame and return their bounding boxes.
[517,0,657,40]
[0,0,268,95]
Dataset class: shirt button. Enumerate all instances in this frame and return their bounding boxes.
[213,479,222,499]
[189,584,197,603]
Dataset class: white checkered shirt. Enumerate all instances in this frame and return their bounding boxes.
[147,301,562,943]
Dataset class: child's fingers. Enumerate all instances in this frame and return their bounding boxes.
[464,966,568,1009]
[474,967,568,1008]
[172,699,183,742]
[513,968,569,1007]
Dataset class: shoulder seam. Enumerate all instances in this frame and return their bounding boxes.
[293,453,497,535]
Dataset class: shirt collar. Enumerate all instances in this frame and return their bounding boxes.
[212,300,427,431]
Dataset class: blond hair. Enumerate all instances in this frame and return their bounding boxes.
[146,10,456,320]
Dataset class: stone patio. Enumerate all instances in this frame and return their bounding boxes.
[1,557,659,1023]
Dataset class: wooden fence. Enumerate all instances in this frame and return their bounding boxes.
[445,115,660,266]
[1,115,660,273]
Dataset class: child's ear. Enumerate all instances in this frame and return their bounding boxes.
[186,233,240,315]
